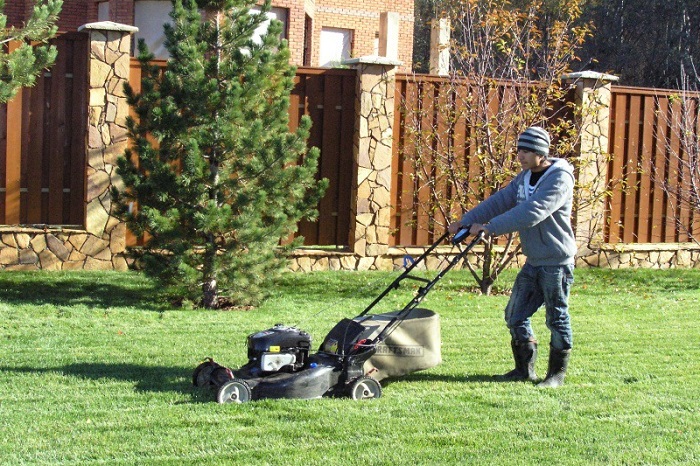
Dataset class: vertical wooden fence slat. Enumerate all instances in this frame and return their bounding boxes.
[465,84,482,208]
[693,100,700,239]
[0,103,6,221]
[278,73,304,247]
[665,99,682,242]
[415,81,434,245]
[297,73,323,245]
[677,98,694,242]
[650,96,669,242]
[398,80,418,245]
[25,72,45,223]
[607,92,627,242]
[451,82,467,222]
[288,74,302,133]
[318,74,342,245]
[622,95,641,242]
[432,81,451,239]
[4,42,23,225]
[336,72,355,246]
[61,40,74,223]
[47,39,67,224]
[19,83,31,222]
[636,95,655,242]
[69,35,88,225]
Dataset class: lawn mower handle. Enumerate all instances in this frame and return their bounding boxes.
[357,228,484,318]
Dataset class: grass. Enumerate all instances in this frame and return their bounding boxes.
[1,267,699,465]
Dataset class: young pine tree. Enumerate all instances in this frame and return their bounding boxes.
[0,0,62,103]
[114,0,327,309]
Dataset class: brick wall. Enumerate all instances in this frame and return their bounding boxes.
[308,0,414,71]
[5,0,97,32]
[268,0,307,69]
[4,0,28,26]
[5,0,414,69]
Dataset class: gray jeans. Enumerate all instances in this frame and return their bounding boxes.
[504,263,574,350]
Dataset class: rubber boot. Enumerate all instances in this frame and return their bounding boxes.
[537,347,571,388]
[495,340,537,382]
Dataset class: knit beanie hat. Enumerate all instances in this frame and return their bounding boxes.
[517,126,550,158]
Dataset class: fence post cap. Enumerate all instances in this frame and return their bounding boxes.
[78,21,139,34]
[343,55,403,67]
[562,71,619,82]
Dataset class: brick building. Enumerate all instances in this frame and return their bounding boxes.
[6,0,415,70]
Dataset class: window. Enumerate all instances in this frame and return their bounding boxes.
[319,27,353,67]
[303,14,312,66]
[133,1,173,59]
[250,6,289,44]
[133,3,288,59]
[97,1,109,21]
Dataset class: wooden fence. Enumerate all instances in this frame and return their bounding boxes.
[391,73,575,247]
[3,44,699,251]
[0,34,88,227]
[607,85,700,243]
[125,62,356,247]
[290,68,356,247]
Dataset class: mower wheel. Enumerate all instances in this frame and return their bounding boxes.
[193,359,217,387]
[348,376,382,400]
[217,379,252,404]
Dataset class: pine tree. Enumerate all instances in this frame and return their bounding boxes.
[0,0,62,103]
[114,0,327,309]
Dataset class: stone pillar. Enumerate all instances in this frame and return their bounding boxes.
[429,17,450,76]
[78,21,139,270]
[344,56,402,270]
[378,12,400,61]
[562,71,619,263]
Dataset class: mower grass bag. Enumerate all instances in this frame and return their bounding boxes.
[356,308,441,381]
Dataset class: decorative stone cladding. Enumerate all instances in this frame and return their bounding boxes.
[0,227,128,271]
[580,244,700,269]
[288,245,528,272]
[0,22,136,271]
[287,244,700,272]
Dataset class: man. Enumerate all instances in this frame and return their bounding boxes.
[448,126,576,388]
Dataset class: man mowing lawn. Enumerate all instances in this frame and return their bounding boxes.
[448,126,576,388]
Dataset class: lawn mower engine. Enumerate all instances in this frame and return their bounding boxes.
[246,324,312,373]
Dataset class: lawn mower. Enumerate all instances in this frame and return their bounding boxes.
[193,228,483,403]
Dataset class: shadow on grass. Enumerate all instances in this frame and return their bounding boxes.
[384,372,499,385]
[2,363,215,403]
[0,272,168,312]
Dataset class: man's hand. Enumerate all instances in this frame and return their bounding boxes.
[449,222,490,236]
[448,222,462,234]
[469,223,490,236]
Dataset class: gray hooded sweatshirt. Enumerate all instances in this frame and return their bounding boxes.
[458,158,576,266]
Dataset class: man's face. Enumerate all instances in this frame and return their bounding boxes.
[517,149,546,172]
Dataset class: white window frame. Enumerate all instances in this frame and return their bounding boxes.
[133,0,173,59]
[319,27,353,68]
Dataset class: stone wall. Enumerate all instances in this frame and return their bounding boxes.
[288,244,700,272]
[580,244,700,269]
[0,227,127,271]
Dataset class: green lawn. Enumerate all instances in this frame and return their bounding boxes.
[1,268,699,465]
